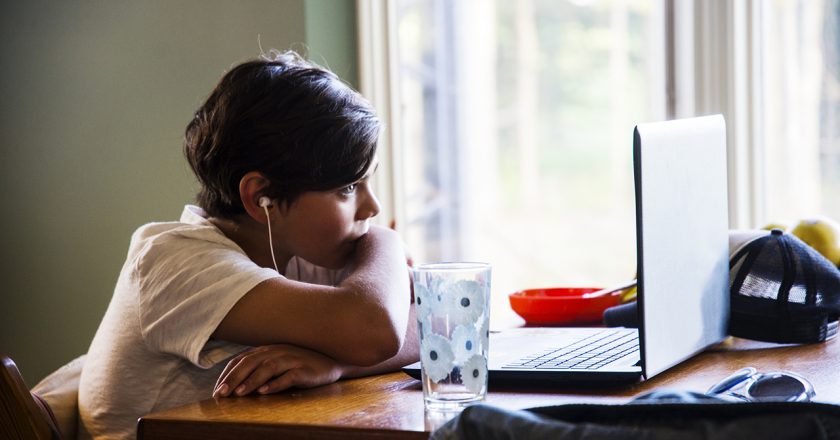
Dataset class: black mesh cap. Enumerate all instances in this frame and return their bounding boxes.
[729,229,840,343]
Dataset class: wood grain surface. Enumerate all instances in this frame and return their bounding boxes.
[138,336,840,440]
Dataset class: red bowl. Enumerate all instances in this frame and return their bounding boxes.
[508,287,622,325]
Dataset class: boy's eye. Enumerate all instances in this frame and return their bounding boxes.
[340,183,357,195]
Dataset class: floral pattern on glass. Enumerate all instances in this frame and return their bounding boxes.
[420,333,455,382]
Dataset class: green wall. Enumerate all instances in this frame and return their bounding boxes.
[0,0,358,385]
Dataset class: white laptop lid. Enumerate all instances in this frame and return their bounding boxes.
[634,114,730,378]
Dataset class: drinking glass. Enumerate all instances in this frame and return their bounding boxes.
[411,262,492,410]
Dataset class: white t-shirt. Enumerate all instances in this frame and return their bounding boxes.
[78,205,341,440]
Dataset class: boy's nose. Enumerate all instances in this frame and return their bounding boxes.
[357,185,381,221]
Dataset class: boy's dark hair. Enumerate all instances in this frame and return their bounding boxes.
[184,50,380,218]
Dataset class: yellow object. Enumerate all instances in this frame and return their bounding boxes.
[789,217,840,266]
[619,285,637,303]
[761,222,789,232]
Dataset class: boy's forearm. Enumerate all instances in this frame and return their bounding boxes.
[213,308,419,397]
[340,305,419,378]
[335,225,411,364]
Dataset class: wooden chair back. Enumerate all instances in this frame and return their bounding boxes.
[1,355,57,440]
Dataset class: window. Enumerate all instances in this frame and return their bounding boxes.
[757,0,840,225]
[394,0,665,323]
[357,0,840,326]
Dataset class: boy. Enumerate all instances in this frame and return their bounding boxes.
[77,50,418,439]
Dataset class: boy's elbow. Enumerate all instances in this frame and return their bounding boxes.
[374,327,404,361]
[338,282,411,366]
[350,319,404,366]
[352,340,400,367]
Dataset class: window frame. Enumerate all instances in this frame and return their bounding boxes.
[356,0,405,229]
[668,0,764,229]
[357,0,766,233]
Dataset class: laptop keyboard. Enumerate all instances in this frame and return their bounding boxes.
[502,329,639,370]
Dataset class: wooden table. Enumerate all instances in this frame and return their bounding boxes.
[138,336,840,440]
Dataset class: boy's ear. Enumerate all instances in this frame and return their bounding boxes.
[239,171,272,224]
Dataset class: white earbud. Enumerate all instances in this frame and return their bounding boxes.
[259,196,279,273]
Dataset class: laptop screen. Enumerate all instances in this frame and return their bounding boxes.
[633,114,731,378]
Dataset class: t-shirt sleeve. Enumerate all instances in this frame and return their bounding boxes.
[285,256,350,286]
[132,226,279,368]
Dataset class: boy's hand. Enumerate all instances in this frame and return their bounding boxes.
[213,344,343,398]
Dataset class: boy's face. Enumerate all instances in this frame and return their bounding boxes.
[276,160,381,269]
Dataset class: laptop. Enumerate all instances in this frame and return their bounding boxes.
[403,114,731,384]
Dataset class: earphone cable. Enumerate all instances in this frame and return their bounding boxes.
[263,205,280,273]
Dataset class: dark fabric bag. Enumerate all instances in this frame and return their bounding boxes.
[431,391,840,440]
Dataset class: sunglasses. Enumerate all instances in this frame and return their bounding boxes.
[707,367,816,402]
